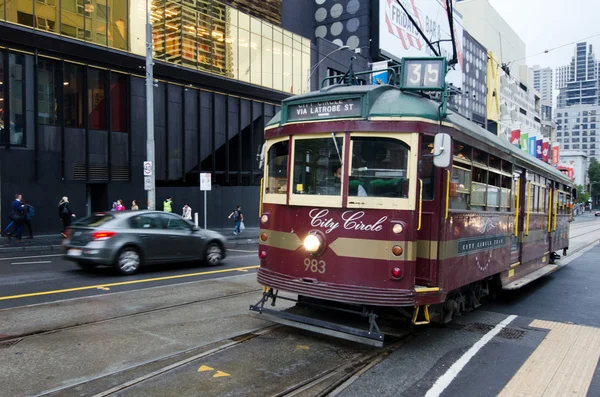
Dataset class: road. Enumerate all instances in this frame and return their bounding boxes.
[2,214,600,396]
[0,244,258,310]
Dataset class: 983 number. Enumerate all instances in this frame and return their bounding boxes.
[304,258,326,274]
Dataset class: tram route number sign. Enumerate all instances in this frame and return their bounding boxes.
[287,98,362,122]
[400,57,447,92]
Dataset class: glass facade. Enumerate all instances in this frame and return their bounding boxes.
[1,0,306,94]
[149,0,310,94]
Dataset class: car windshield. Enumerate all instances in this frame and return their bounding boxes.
[73,213,114,227]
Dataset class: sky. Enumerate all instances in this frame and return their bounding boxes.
[487,0,600,70]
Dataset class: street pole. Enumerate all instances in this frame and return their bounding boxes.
[145,0,156,210]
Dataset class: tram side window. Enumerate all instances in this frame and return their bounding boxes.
[487,172,501,211]
[350,137,410,198]
[471,167,488,210]
[450,165,471,210]
[266,141,289,194]
[420,136,435,200]
[500,175,512,211]
[293,136,344,196]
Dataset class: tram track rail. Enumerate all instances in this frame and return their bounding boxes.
[0,288,261,345]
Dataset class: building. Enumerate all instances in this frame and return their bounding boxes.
[449,30,488,127]
[561,42,599,106]
[456,0,542,141]
[532,66,553,140]
[559,150,588,188]
[555,105,600,160]
[555,64,571,90]
[0,0,311,233]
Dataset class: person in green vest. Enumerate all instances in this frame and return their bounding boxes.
[163,197,173,213]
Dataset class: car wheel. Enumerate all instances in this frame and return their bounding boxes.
[116,247,141,275]
[204,242,223,266]
[77,261,98,270]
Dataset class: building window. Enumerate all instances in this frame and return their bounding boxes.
[564,144,570,149]
[573,144,580,149]
[9,53,25,145]
[88,68,106,130]
[37,58,60,126]
[64,62,83,128]
[110,72,127,132]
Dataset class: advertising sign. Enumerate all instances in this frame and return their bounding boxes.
[378,0,464,88]
[287,98,362,122]
[536,137,543,159]
[521,132,529,152]
[528,135,537,156]
[551,144,560,167]
[371,60,389,85]
[542,139,549,163]
[510,129,521,147]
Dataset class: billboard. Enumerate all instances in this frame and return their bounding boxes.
[542,139,549,163]
[521,132,529,152]
[536,138,543,159]
[528,135,537,157]
[377,0,464,88]
[551,144,560,167]
[510,129,521,147]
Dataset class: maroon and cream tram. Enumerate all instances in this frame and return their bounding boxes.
[250,58,574,346]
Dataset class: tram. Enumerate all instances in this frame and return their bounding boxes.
[250,57,575,346]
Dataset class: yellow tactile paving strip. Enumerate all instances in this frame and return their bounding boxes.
[498,320,600,397]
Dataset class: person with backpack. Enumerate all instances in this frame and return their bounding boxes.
[228,205,244,235]
[7,194,25,241]
[58,196,76,238]
[22,200,34,239]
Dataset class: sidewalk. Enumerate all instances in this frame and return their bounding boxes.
[0,227,259,253]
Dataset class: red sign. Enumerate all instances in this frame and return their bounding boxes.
[510,129,521,146]
[542,141,549,162]
[551,145,560,167]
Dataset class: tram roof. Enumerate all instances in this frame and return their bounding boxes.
[268,84,571,184]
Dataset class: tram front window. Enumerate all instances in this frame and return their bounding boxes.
[266,141,289,194]
[293,137,344,195]
[350,137,409,198]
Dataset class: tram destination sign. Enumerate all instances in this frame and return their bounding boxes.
[287,98,362,122]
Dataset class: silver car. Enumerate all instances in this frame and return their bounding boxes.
[63,211,227,275]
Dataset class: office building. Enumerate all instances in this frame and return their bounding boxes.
[0,0,310,233]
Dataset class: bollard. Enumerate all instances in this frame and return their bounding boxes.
[194,212,199,227]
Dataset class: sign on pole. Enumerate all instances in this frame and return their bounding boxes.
[200,173,212,191]
[143,161,153,176]
[200,173,211,229]
[144,176,152,191]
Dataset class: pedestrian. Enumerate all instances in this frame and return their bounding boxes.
[110,202,118,211]
[7,194,25,241]
[227,205,244,235]
[182,203,192,220]
[22,200,34,239]
[163,197,173,213]
[58,196,76,238]
[116,199,126,211]
[131,200,139,211]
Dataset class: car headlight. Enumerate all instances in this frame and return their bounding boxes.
[303,234,321,253]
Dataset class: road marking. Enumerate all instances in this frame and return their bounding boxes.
[0,254,62,261]
[498,320,600,396]
[198,365,214,372]
[0,265,259,301]
[425,315,517,397]
[297,345,310,350]
[213,370,230,378]
[228,249,258,253]
[11,261,52,265]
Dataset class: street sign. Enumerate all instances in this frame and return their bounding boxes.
[144,176,152,191]
[143,161,153,176]
[200,173,212,191]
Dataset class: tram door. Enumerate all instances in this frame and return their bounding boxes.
[415,139,439,286]
[510,168,526,267]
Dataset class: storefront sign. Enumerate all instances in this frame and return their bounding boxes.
[457,235,507,256]
[287,98,362,122]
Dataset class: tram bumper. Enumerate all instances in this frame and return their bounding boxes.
[249,289,385,347]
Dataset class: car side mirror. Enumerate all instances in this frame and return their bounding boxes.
[433,133,452,168]
[192,226,200,232]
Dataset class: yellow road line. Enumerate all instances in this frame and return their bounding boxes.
[0,265,259,301]
[498,319,600,396]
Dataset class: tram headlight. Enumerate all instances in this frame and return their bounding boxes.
[392,224,403,234]
[303,234,322,253]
